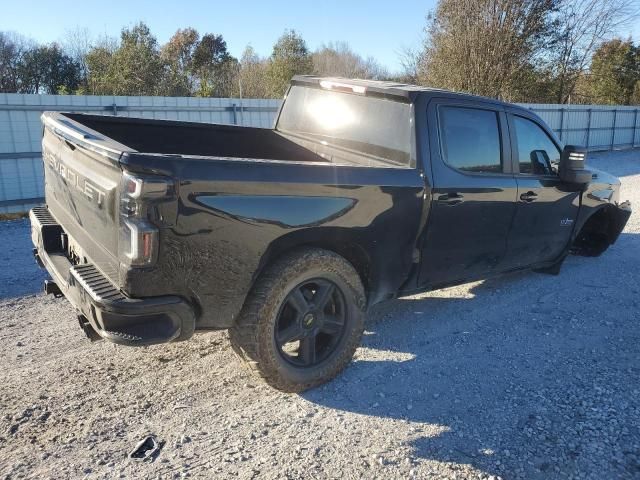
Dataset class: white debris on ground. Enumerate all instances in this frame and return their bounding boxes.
[1,149,639,480]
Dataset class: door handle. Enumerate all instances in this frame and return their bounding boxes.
[520,191,538,202]
[437,192,464,205]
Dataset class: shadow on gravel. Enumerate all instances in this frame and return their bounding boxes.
[0,219,48,300]
[303,233,640,478]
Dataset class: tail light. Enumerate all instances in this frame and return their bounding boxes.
[119,172,173,267]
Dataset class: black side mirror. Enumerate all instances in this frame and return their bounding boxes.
[530,150,552,175]
[559,145,592,184]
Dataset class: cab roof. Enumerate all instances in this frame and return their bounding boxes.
[291,75,513,108]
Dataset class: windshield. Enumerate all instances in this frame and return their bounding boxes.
[276,85,413,166]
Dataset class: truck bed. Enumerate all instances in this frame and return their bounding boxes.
[64,113,325,162]
[61,113,403,168]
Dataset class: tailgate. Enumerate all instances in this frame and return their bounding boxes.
[41,112,135,286]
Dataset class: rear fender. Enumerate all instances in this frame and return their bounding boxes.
[254,227,388,307]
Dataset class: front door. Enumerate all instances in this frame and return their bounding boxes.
[418,100,518,288]
[502,112,580,269]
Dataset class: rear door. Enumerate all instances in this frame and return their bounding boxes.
[418,98,518,287]
[501,111,580,269]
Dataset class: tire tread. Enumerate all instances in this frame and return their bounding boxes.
[229,248,365,392]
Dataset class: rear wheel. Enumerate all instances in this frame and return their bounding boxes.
[229,248,365,392]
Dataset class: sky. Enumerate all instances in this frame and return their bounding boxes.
[2,0,640,73]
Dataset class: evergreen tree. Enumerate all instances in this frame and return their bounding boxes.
[266,30,313,98]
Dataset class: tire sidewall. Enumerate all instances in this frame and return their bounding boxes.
[256,255,365,387]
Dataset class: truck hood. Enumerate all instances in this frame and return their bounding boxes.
[588,167,620,188]
[586,166,622,204]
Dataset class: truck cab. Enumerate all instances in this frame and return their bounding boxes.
[418,94,581,287]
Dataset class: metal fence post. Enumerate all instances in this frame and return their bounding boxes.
[585,109,592,149]
[610,109,617,150]
[112,103,117,116]
[633,109,638,148]
[559,108,565,142]
[232,103,238,125]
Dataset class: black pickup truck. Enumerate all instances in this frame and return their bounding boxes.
[30,76,631,391]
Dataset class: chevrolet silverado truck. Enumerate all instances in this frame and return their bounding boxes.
[30,76,631,391]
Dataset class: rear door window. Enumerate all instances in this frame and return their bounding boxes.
[438,106,502,174]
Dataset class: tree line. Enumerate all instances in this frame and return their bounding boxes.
[0,25,387,99]
[408,0,640,104]
[0,0,639,104]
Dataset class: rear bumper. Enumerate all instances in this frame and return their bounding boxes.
[29,206,195,346]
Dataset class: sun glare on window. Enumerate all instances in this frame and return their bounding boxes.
[306,96,356,130]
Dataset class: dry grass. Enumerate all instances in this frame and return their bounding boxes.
[0,212,28,221]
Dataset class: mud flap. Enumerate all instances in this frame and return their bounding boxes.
[534,254,566,275]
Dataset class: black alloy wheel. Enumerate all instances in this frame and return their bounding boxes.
[275,278,347,367]
[229,248,366,392]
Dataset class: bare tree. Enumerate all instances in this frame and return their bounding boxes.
[551,0,640,103]
[0,32,32,92]
[361,55,389,80]
[312,41,387,79]
[419,0,558,100]
[0,32,21,92]
[237,45,270,98]
[397,45,421,83]
[62,27,92,89]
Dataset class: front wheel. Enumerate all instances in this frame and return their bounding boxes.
[229,248,366,392]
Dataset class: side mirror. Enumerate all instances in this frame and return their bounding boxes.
[559,145,592,184]
[530,150,552,175]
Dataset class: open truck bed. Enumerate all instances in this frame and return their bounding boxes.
[62,113,326,162]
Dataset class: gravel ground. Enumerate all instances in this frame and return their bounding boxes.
[1,149,639,480]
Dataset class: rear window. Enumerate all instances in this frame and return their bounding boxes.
[276,85,413,166]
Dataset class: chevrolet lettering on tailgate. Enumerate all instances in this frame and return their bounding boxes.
[44,149,106,207]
